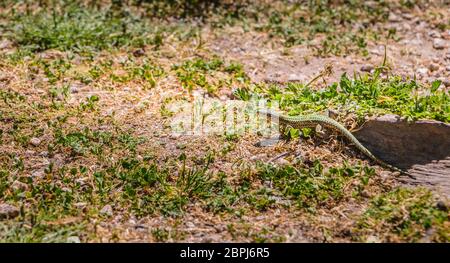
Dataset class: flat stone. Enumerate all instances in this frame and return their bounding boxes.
[354,115,450,197]
[0,203,20,219]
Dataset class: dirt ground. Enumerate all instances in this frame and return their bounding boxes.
[0,1,449,243]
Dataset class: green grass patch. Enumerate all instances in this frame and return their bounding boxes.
[2,3,165,54]
[355,188,449,242]
[252,73,449,122]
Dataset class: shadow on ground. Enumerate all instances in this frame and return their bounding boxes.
[354,114,450,196]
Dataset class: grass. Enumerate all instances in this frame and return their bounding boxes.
[251,72,449,122]
[355,188,449,242]
[172,57,248,94]
[255,160,377,210]
[3,3,163,54]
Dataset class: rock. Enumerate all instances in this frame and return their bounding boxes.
[388,13,401,23]
[428,30,441,38]
[132,49,145,57]
[185,222,195,228]
[100,205,113,216]
[276,158,290,165]
[366,235,380,243]
[433,38,446,50]
[218,89,233,99]
[70,85,80,94]
[66,236,81,243]
[446,65,450,72]
[39,50,64,60]
[254,137,281,147]
[416,67,428,76]
[376,114,401,123]
[74,202,87,209]
[29,137,41,147]
[31,169,45,179]
[287,73,307,82]
[354,115,450,196]
[360,65,374,72]
[169,134,180,140]
[327,109,339,119]
[0,39,12,50]
[402,13,414,20]
[0,203,20,219]
[428,63,439,72]
[0,72,9,82]
[436,201,448,212]
[441,78,450,87]
[402,23,411,31]
[201,234,223,243]
[176,143,186,149]
[361,190,372,198]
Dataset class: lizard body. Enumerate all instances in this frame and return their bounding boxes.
[258,110,414,178]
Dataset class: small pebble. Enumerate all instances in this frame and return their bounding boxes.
[360,65,374,72]
[433,38,446,50]
[416,67,428,75]
[428,30,441,38]
[0,203,20,219]
[70,85,79,94]
[100,205,113,216]
[0,39,12,50]
[29,137,41,147]
[361,190,372,198]
[388,13,401,23]
[436,201,448,212]
[428,63,439,72]
[66,236,81,243]
[276,158,290,165]
[133,49,145,57]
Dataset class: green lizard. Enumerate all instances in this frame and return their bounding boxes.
[257,109,415,179]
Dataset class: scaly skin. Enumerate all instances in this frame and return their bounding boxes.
[258,110,414,178]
